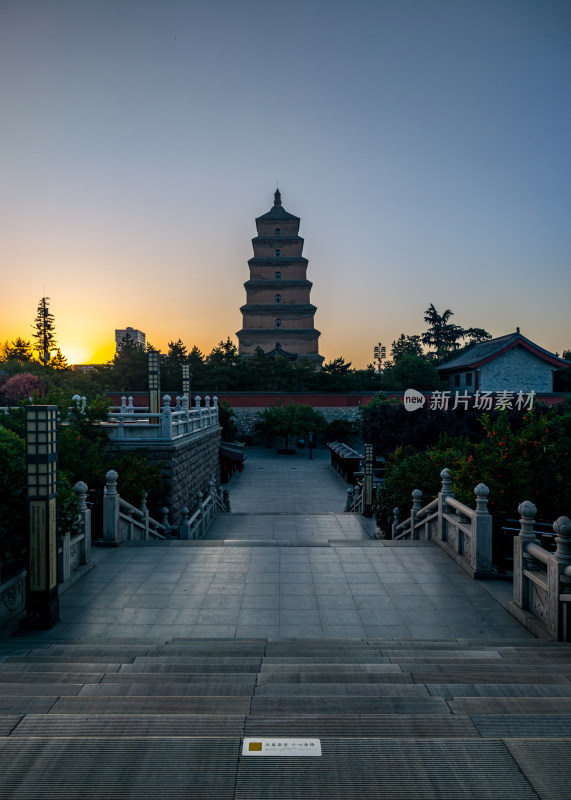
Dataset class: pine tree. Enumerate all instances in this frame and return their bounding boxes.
[32,297,57,366]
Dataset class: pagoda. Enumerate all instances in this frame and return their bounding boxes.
[236,190,323,364]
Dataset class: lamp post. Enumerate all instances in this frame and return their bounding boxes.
[148,351,161,423]
[308,431,314,460]
[182,363,190,397]
[25,405,59,629]
[364,443,374,517]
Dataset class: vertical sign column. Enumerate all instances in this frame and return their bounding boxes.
[26,405,59,629]
[364,443,374,517]
[182,363,190,397]
[148,351,161,423]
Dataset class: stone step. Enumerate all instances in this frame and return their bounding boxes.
[50,696,252,714]
[428,684,571,699]
[449,697,571,714]
[9,713,246,738]
[250,696,450,715]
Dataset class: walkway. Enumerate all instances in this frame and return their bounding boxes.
[2,446,570,798]
[6,447,530,643]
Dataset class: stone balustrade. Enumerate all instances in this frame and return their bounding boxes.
[392,468,493,578]
[510,502,571,641]
[103,394,219,441]
[58,481,92,586]
[103,470,226,545]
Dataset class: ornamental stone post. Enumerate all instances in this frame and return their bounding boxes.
[74,481,91,564]
[438,468,454,542]
[513,500,538,610]
[552,516,571,640]
[179,507,191,540]
[103,470,120,544]
[473,483,492,573]
[411,489,422,540]
[392,507,400,539]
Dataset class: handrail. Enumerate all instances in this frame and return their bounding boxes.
[524,541,550,566]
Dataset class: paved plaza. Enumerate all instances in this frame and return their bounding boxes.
[7,446,531,643]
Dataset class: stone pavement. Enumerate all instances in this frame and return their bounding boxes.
[5,447,532,643]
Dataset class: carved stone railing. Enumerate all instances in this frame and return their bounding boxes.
[510,502,571,641]
[345,484,364,514]
[58,481,92,585]
[1,480,93,629]
[102,395,219,441]
[103,470,227,545]
[392,468,493,578]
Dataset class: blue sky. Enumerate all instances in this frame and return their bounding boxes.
[1,0,569,366]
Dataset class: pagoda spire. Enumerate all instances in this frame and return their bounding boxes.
[274,188,282,206]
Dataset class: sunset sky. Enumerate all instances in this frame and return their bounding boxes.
[1,0,569,368]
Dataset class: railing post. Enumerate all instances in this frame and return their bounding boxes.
[473,483,492,573]
[195,396,202,431]
[392,507,400,539]
[213,396,219,424]
[223,489,230,512]
[204,396,211,428]
[438,468,454,542]
[513,500,538,610]
[551,516,571,640]
[103,470,120,544]
[196,491,204,537]
[74,480,91,564]
[345,486,354,512]
[161,395,172,438]
[139,493,149,540]
[120,396,127,414]
[59,532,71,584]
[162,507,170,533]
[179,507,191,540]
[127,396,134,414]
[411,489,422,540]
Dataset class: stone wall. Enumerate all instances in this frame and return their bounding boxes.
[479,347,555,393]
[107,427,221,525]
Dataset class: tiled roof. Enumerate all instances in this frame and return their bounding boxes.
[437,332,569,372]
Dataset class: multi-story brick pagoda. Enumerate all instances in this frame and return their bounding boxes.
[236,190,323,364]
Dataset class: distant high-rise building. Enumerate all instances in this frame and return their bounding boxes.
[237,190,323,363]
[115,327,146,353]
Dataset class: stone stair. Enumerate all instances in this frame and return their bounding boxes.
[0,636,570,798]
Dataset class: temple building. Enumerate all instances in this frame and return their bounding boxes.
[236,190,323,364]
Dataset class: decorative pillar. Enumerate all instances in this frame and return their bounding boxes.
[364,444,374,517]
[148,351,161,422]
[25,405,59,629]
[438,468,454,542]
[411,489,423,540]
[472,483,492,572]
[513,500,538,610]
[182,363,190,397]
[551,516,571,640]
[74,481,91,565]
[392,507,400,539]
[103,470,120,544]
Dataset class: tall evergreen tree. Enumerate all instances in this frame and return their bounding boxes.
[32,297,57,365]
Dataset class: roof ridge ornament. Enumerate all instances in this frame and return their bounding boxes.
[274,188,282,206]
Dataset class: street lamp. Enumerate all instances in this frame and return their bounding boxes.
[25,405,59,629]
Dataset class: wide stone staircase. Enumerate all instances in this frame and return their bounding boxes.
[1,635,570,798]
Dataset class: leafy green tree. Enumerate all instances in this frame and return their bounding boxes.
[380,355,443,391]
[1,338,35,363]
[390,334,424,363]
[0,426,26,568]
[49,348,69,370]
[32,297,57,365]
[462,327,492,345]
[255,403,326,451]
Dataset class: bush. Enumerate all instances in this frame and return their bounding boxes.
[2,373,47,404]
[0,427,26,568]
